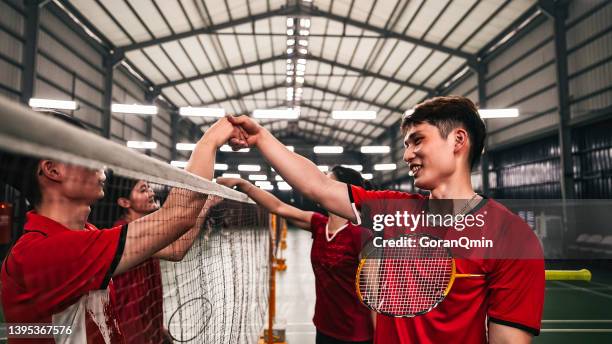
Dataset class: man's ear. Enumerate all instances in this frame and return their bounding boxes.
[453,128,469,153]
[117,197,131,209]
[39,160,62,182]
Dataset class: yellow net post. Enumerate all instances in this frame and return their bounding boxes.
[276,218,287,271]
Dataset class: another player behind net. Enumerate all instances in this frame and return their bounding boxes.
[109,178,221,344]
[225,96,545,344]
[0,112,238,343]
[218,165,375,344]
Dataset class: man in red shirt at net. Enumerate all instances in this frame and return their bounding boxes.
[1,112,238,343]
[225,96,545,344]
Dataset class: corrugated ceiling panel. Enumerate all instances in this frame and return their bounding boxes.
[426,56,465,87]
[424,0,478,44]
[174,83,200,105]
[368,0,398,28]
[405,0,450,39]
[177,0,204,28]
[407,51,448,85]
[161,87,188,107]
[70,0,132,45]
[388,87,414,108]
[464,2,533,53]
[125,50,166,83]
[443,0,501,50]
[197,35,226,70]
[350,38,379,69]
[161,41,198,77]
[142,45,181,80]
[128,0,172,38]
[190,80,214,103]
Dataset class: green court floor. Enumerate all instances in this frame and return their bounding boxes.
[536,267,612,343]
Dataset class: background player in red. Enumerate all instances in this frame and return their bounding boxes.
[1,112,239,343]
[226,96,545,344]
[110,179,222,343]
[217,165,374,344]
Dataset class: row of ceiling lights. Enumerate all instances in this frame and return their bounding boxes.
[29,98,521,120]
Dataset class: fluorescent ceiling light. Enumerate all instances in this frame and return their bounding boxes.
[300,29,309,36]
[287,48,294,54]
[220,145,250,152]
[361,173,373,180]
[29,98,77,110]
[297,58,307,64]
[317,165,329,172]
[176,143,196,151]
[287,39,295,46]
[341,164,363,171]
[214,163,228,170]
[179,107,225,117]
[249,174,267,181]
[278,182,292,190]
[298,48,308,54]
[404,108,520,119]
[286,77,292,83]
[127,141,157,149]
[478,108,520,118]
[301,18,310,28]
[287,18,294,27]
[287,29,294,35]
[112,103,157,115]
[255,181,272,186]
[374,163,397,171]
[361,146,390,154]
[332,110,376,120]
[275,175,284,181]
[253,108,299,119]
[222,173,241,178]
[298,39,308,46]
[238,164,261,172]
[314,146,343,154]
[170,160,187,168]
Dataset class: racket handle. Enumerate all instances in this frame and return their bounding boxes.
[454,273,485,278]
[545,269,591,281]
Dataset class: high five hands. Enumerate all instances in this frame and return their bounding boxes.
[225,115,262,151]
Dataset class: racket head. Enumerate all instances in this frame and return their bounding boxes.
[356,233,456,317]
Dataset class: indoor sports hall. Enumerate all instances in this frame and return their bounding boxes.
[0,0,611,343]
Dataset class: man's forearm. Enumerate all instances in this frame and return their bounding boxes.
[185,138,216,180]
[255,129,329,201]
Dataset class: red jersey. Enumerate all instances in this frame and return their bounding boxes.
[309,212,373,342]
[1,211,126,343]
[111,219,165,344]
[348,185,545,344]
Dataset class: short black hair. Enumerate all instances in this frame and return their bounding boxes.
[330,165,372,190]
[22,111,89,206]
[401,96,486,169]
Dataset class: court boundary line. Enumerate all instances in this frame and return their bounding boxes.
[551,281,612,300]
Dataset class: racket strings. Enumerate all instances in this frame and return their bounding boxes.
[359,241,453,316]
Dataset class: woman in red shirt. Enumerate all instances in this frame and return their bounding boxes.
[217,166,374,344]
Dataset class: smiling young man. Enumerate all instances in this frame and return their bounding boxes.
[1,113,238,343]
[226,96,545,344]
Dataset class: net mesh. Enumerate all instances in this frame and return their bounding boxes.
[358,234,453,316]
[0,98,269,343]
